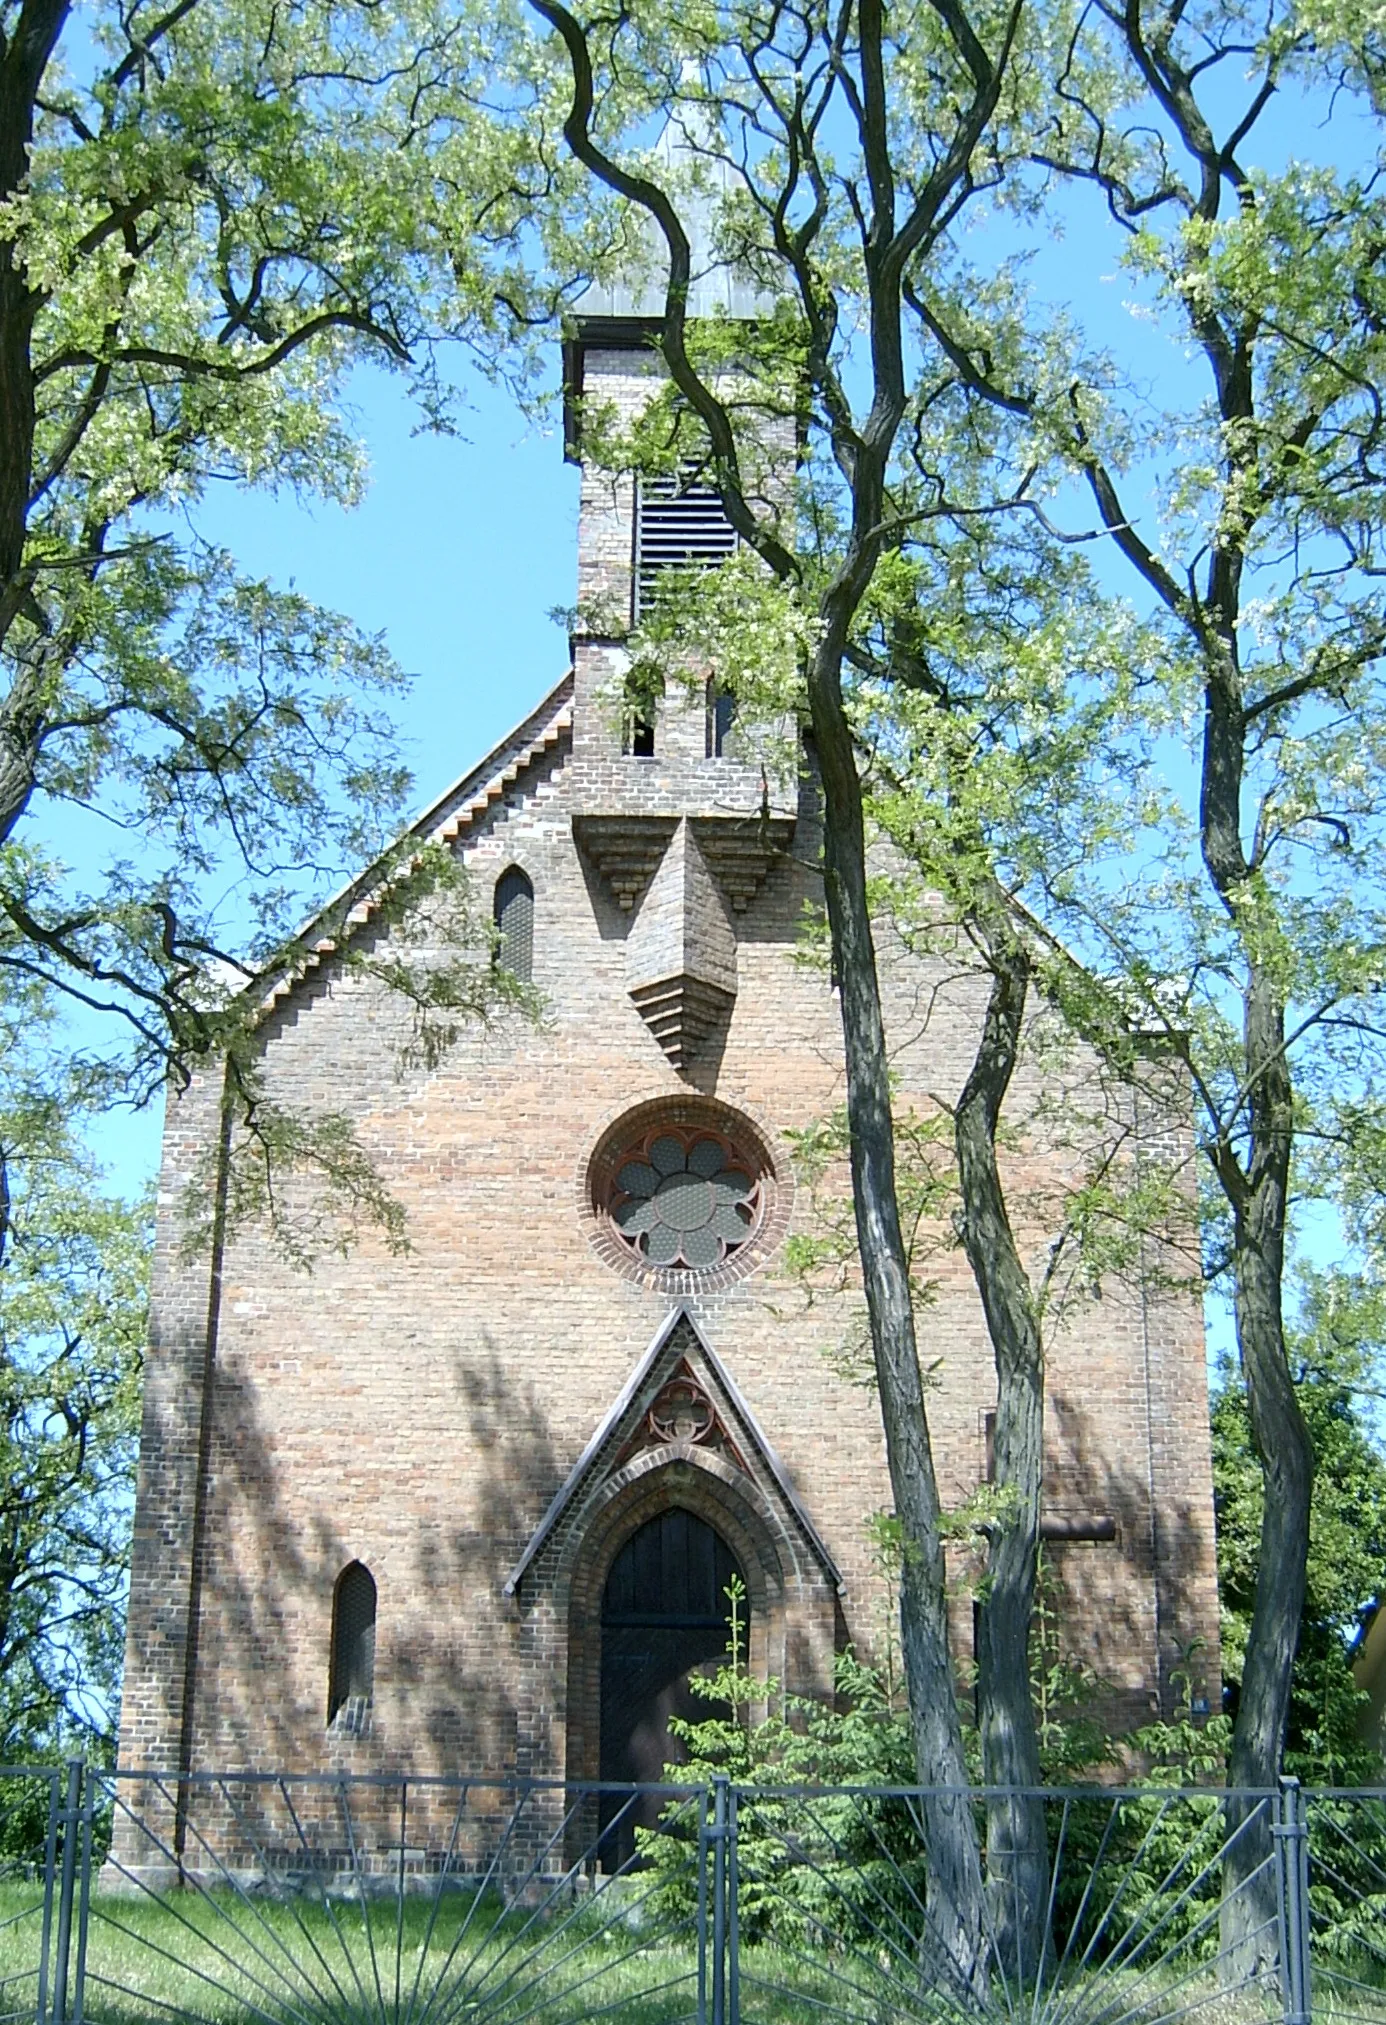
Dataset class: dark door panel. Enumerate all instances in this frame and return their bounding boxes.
[597,1510,746,1869]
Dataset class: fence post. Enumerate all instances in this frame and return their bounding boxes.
[710,1776,728,2025]
[34,1769,60,2025]
[1275,1776,1311,2025]
[70,1765,94,2025]
[727,1785,740,2025]
[696,1786,710,2025]
[50,1760,83,2025]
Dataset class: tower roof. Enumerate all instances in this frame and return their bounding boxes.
[571,91,775,323]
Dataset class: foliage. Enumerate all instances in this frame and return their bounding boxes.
[177,842,541,1268]
[1027,1549,1118,1781]
[1213,1271,1386,1785]
[511,28,1252,1975]
[508,0,1386,1829]
[907,0,1386,1813]
[0,976,147,1766]
[1303,1788,1386,1971]
[0,0,578,1260]
[635,1603,929,1945]
[519,6,1061,1959]
[637,1568,1114,1943]
[1128,1663,1234,1791]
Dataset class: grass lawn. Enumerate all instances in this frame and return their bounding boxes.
[0,1879,710,2025]
[0,1881,1382,2022]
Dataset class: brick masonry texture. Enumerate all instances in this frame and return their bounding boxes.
[114,344,1221,1810]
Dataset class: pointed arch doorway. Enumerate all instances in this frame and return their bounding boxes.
[599,1507,746,1867]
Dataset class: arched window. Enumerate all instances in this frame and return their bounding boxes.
[493,867,534,982]
[328,1561,376,1728]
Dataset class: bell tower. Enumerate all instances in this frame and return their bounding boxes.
[561,101,799,1079]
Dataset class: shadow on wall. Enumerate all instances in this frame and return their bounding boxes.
[167,1315,1212,1797]
[1044,1388,1217,1735]
[180,1333,566,1785]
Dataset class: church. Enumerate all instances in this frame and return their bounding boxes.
[113,119,1221,1838]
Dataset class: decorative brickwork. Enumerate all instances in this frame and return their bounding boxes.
[585,1099,783,1287]
[618,1364,747,1467]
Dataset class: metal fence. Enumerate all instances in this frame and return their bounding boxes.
[4,1765,1386,2022]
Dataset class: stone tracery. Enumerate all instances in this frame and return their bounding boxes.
[612,1360,748,1472]
[587,1101,777,1283]
[610,1128,759,1268]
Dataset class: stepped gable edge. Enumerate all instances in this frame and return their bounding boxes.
[250,673,574,1021]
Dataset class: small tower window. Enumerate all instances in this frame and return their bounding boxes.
[621,674,661,759]
[328,1561,376,1730]
[706,683,736,758]
[493,867,534,982]
[634,469,738,620]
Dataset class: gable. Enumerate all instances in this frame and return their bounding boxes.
[503,1305,842,1597]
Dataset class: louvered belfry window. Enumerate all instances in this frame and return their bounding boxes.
[634,468,738,619]
[328,1561,376,1725]
[493,867,534,982]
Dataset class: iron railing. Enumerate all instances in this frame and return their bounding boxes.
[4,1765,1386,2021]
[0,1766,66,2025]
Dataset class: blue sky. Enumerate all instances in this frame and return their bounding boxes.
[200,366,581,781]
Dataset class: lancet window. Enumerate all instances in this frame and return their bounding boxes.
[328,1561,377,1730]
[494,867,535,982]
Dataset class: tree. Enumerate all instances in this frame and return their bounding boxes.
[502,0,1234,1987]
[897,0,1386,1956]
[845,531,1193,1979]
[773,541,1188,1978]
[520,0,1039,1985]
[519,0,1236,1975]
[0,0,572,1236]
[0,973,147,1760]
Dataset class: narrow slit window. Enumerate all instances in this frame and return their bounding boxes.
[706,683,736,758]
[634,468,738,620]
[328,1561,376,1728]
[494,867,534,982]
[622,675,660,759]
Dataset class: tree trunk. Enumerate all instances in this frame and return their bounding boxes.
[0,0,67,576]
[1199,637,1315,1972]
[0,654,52,845]
[808,639,988,1999]
[0,0,74,841]
[954,933,1049,1990]
[1220,978,1313,1974]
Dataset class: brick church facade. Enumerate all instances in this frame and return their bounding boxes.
[114,133,1221,1803]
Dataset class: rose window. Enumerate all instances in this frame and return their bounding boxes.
[585,1101,782,1283]
[609,1129,763,1269]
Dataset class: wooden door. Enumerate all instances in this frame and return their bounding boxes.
[598,1508,744,1868]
